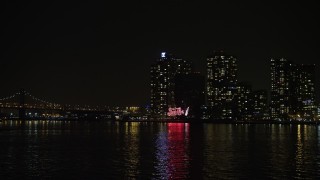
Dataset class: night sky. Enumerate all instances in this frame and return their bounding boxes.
[1,1,319,106]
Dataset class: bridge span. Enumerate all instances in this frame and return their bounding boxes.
[0,90,124,120]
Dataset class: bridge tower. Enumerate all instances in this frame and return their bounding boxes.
[19,89,26,119]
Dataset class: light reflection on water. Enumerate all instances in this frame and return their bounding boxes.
[155,123,190,179]
[0,120,320,179]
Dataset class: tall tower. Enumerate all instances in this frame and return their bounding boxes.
[293,64,317,118]
[270,58,294,120]
[150,52,192,117]
[235,82,252,121]
[271,59,317,120]
[206,51,238,120]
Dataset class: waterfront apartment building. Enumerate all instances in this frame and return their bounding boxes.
[236,82,252,121]
[293,64,317,119]
[270,58,294,120]
[235,82,269,121]
[206,51,238,120]
[150,52,192,117]
[252,90,269,120]
[270,59,317,120]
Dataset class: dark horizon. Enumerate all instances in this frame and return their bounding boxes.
[1,1,319,106]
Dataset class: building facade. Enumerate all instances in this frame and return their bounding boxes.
[270,58,316,120]
[206,51,238,120]
[270,58,293,120]
[293,64,317,119]
[150,52,192,117]
[252,90,268,120]
[235,82,252,121]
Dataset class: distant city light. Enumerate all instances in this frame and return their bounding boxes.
[161,52,166,58]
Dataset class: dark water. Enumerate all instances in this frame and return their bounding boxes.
[0,120,320,179]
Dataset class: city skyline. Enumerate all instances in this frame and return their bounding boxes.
[149,51,317,121]
[1,1,320,106]
[2,1,320,179]
[0,50,319,107]
[1,51,317,121]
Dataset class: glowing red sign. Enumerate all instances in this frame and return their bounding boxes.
[167,107,189,117]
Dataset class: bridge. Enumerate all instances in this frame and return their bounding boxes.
[0,89,122,120]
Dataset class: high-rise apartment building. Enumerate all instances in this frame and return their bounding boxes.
[150,52,192,117]
[236,82,252,121]
[206,51,238,120]
[293,64,317,118]
[236,83,269,121]
[270,58,293,120]
[270,58,316,120]
[252,90,268,120]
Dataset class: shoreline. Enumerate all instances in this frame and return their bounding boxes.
[1,118,319,125]
[114,119,320,125]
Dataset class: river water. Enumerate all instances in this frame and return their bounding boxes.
[0,120,320,179]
